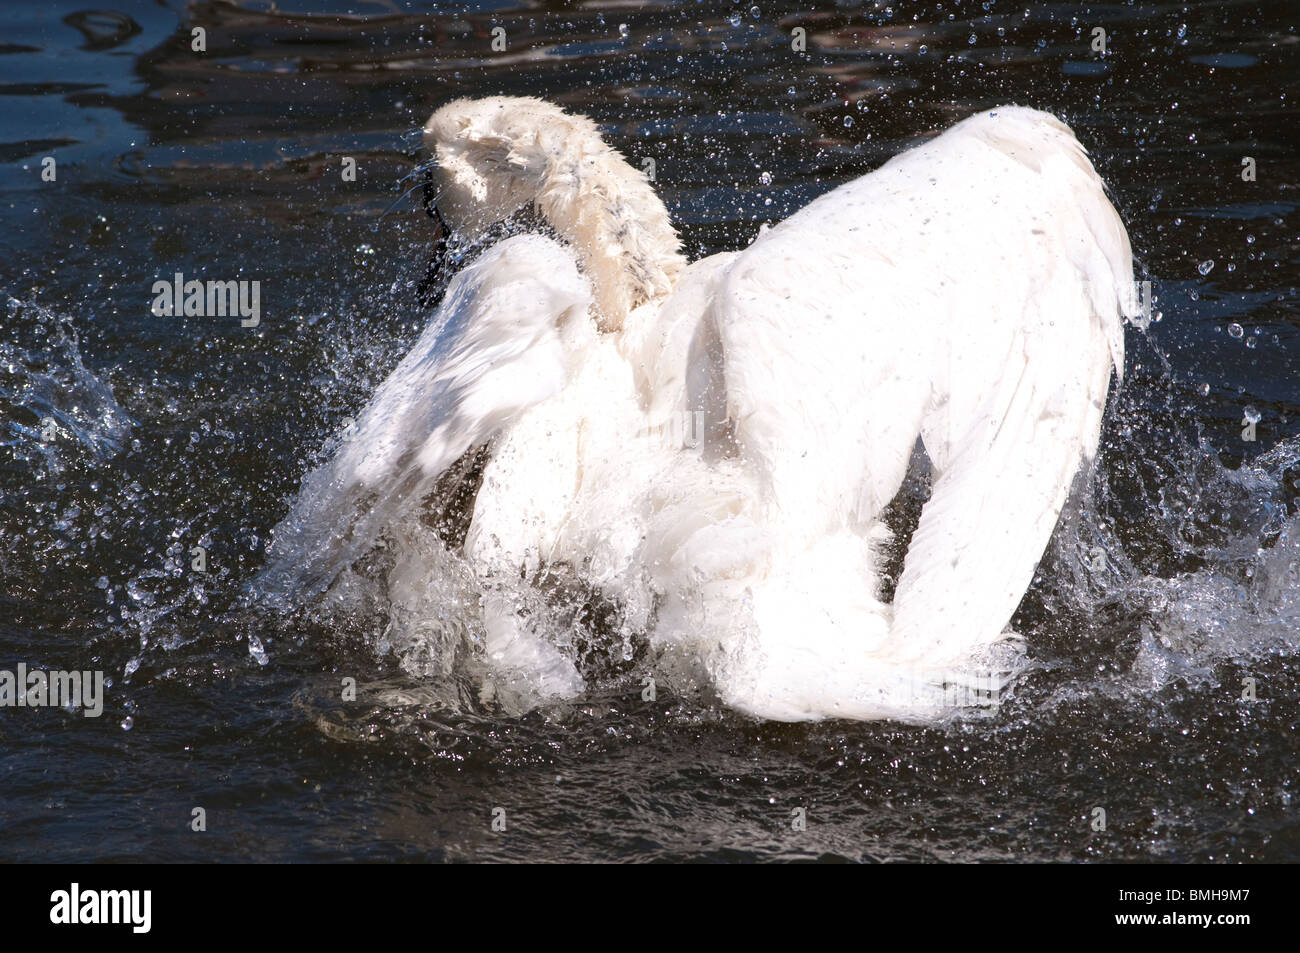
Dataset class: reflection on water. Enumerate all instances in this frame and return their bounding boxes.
[0,0,1298,861]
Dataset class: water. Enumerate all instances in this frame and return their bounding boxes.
[1,0,1298,862]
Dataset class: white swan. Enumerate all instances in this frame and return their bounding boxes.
[257,96,1137,723]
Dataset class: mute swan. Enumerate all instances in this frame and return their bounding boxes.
[257,96,1137,723]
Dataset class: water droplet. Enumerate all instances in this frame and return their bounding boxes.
[120,715,133,731]
[1228,322,1244,339]
[618,23,629,38]
[126,578,154,605]
[249,635,269,666]
[758,171,772,185]
[1198,259,1214,275]
[843,116,854,127]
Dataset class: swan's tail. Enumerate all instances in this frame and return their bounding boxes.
[637,451,1010,723]
[648,504,1025,722]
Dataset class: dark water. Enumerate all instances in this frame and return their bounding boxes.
[1,0,1298,862]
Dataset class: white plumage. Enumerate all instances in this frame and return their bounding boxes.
[258,97,1136,723]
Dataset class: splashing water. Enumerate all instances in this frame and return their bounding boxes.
[1,297,133,469]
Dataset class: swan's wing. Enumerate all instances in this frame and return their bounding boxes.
[889,107,1135,664]
[698,106,1135,681]
[253,234,592,606]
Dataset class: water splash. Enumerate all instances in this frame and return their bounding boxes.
[0,296,134,471]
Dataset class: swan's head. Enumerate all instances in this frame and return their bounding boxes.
[422,95,685,332]
[422,96,547,242]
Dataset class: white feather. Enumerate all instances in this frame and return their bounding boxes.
[262,100,1135,724]
[256,234,591,606]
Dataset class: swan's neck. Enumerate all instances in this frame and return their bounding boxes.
[529,133,685,332]
[428,98,686,332]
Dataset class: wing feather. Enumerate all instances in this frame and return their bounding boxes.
[253,234,591,606]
